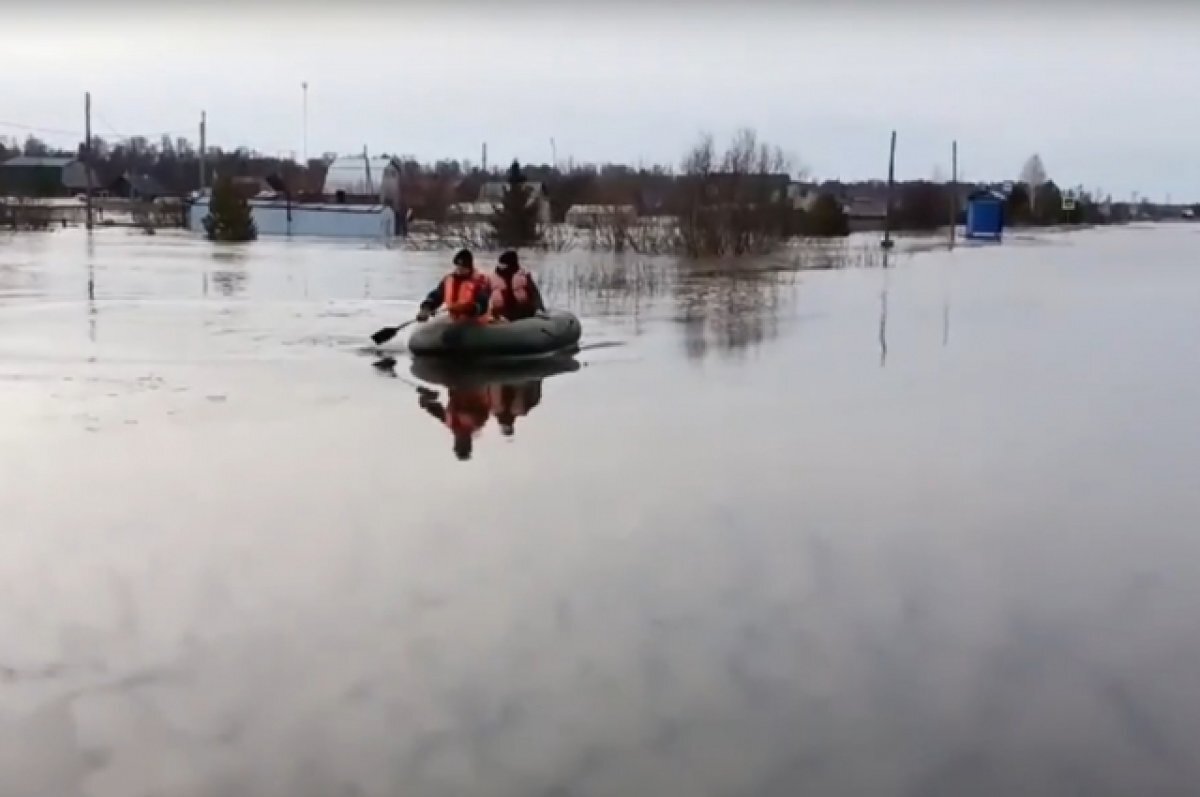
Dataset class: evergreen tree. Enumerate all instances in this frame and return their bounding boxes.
[490,160,541,247]
[203,174,257,242]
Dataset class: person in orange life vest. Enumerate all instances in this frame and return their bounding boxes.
[487,379,543,437]
[418,385,491,461]
[489,250,545,322]
[416,249,492,323]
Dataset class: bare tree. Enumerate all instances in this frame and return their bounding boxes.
[580,173,639,253]
[418,176,456,226]
[584,205,636,253]
[1020,154,1047,211]
[678,128,795,258]
[22,135,49,156]
[678,132,718,258]
[723,127,792,255]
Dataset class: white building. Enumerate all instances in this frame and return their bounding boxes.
[188,197,395,239]
[448,201,500,222]
[565,204,637,228]
[786,182,820,211]
[323,155,403,206]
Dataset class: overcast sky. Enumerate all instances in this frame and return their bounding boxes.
[2,2,1197,199]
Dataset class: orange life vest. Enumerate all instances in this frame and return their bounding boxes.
[443,273,491,321]
[490,269,534,319]
[486,383,530,418]
[445,390,490,435]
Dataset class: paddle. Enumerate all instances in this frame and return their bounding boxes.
[370,318,418,346]
[372,308,443,346]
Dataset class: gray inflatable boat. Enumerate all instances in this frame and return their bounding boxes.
[410,355,580,389]
[408,310,582,361]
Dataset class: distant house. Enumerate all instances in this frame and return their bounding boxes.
[565,204,637,228]
[398,174,460,222]
[188,197,395,239]
[786,182,821,211]
[323,155,402,207]
[448,201,501,223]
[757,174,793,203]
[107,172,171,200]
[188,176,272,203]
[231,176,271,199]
[478,180,551,224]
[0,155,101,198]
[842,196,888,221]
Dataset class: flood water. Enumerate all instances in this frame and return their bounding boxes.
[2,225,1199,796]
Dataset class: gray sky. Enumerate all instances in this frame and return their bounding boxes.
[3,2,1197,200]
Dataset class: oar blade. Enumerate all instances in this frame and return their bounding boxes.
[371,326,399,346]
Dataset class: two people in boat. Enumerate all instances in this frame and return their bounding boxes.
[415,248,545,324]
[411,247,548,460]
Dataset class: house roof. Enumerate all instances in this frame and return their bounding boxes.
[709,172,791,185]
[126,173,169,196]
[62,165,101,191]
[566,204,636,214]
[449,201,500,216]
[324,155,400,194]
[843,196,888,217]
[1,155,77,168]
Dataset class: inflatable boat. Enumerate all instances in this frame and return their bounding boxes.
[408,310,582,362]
[410,354,580,390]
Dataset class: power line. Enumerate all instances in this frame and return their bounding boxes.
[93,109,121,138]
[0,119,79,137]
[92,108,190,142]
[0,116,191,143]
[0,115,299,160]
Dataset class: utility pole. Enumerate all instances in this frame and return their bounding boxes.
[882,129,896,252]
[949,140,958,248]
[198,111,207,190]
[481,142,488,173]
[301,81,308,164]
[550,137,557,168]
[363,144,373,194]
[84,92,93,232]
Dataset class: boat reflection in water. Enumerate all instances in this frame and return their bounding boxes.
[376,355,580,461]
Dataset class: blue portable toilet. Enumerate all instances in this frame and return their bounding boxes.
[965,190,1004,241]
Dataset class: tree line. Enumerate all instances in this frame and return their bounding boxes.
[0,133,327,195]
[5,132,1167,254]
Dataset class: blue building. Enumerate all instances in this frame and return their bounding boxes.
[965,190,1004,241]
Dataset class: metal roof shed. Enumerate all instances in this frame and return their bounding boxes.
[322,155,402,204]
[0,155,101,196]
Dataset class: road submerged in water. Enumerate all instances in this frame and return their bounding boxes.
[2,225,1199,796]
